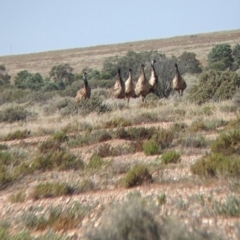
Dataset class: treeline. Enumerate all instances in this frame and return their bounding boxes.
[0,43,240,104]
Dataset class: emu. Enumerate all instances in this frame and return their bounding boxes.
[135,64,150,102]
[172,63,187,96]
[75,72,91,102]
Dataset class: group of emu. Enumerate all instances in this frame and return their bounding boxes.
[75,61,187,103]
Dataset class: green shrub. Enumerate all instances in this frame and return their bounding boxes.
[87,155,104,169]
[31,182,72,200]
[143,139,161,156]
[188,70,240,104]
[4,129,30,141]
[211,130,240,155]
[123,164,152,188]
[33,149,84,171]
[161,150,181,164]
[14,70,44,90]
[191,153,240,177]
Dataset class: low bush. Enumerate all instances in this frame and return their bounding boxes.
[188,70,240,104]
[31,182,72,200]
[123,164,152,188]
[33,149,84,171]
[161,150,181,164]
[191,153,240,177]
[143,139,161,156]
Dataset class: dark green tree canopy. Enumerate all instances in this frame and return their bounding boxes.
[232,44,240,66]
[178,51,202,73]
[49,64,74,85]
[207,44,234,71]
[0,64,11,85]
[14,70,44,90]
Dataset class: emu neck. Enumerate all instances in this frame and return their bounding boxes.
[175,67,181,81]
[151,67,156,78]
[129,71,132,81]
[83,78,88,88]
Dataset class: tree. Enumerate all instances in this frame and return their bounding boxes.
[178,52,202,73]
[232,44,240,69]
[15,70,44,90]
[49,64,74,85]
[207,44,234,71]
[0,64,11,85]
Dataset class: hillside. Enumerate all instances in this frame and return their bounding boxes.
[0,29,240,240]
[1,29,240,79]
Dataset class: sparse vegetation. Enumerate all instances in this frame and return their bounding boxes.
[0,30,240,239]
